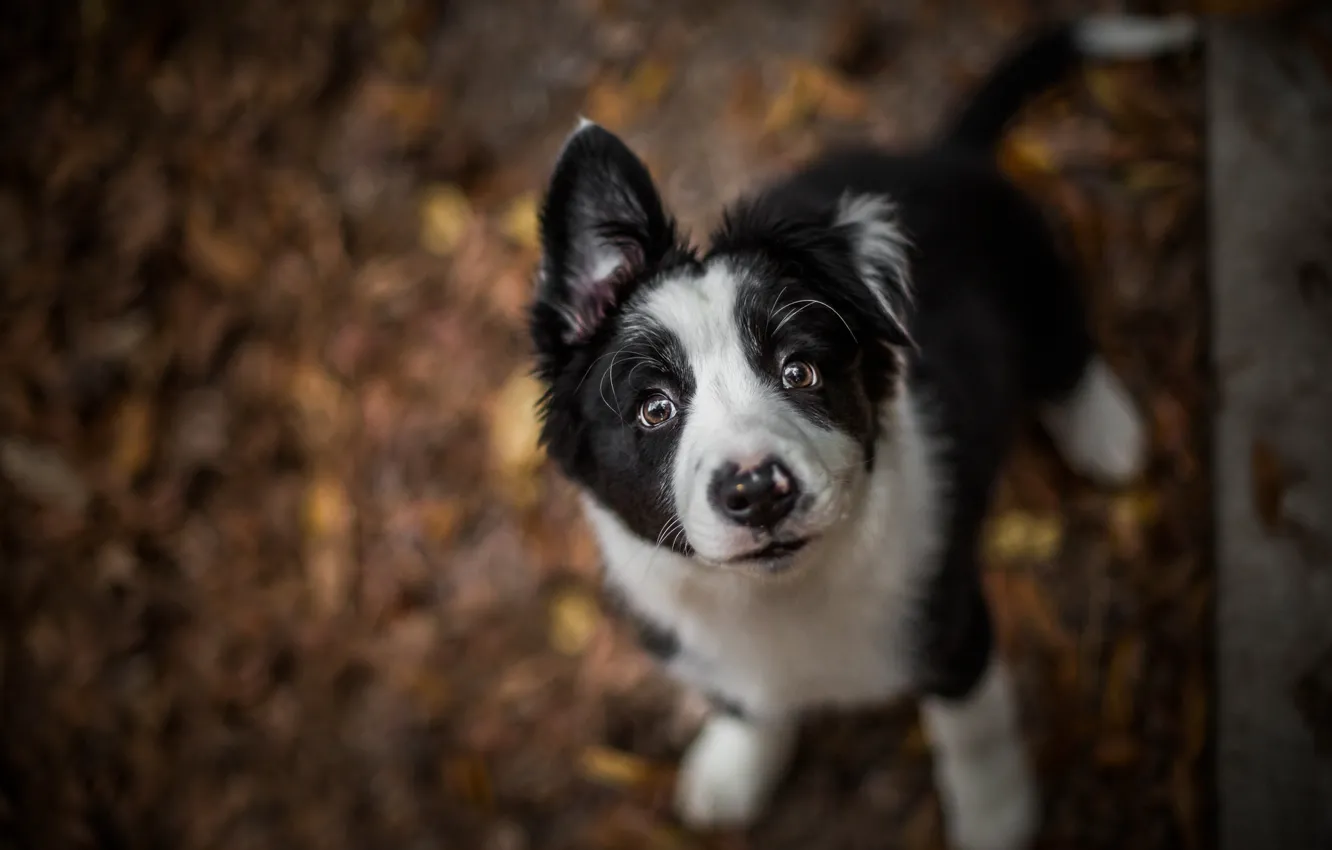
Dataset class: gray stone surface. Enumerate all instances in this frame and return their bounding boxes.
[1210,14,1332,850]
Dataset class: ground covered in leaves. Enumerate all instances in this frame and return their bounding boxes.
[0,1,1210,848]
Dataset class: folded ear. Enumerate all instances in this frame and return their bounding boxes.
[534,121,677,349]
[834,194,914,347]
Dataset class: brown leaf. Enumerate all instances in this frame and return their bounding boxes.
[0,438,89,515]
[303,470,355,616]
[1250,438,1287,532]
[1107,490,1162,559]
[184,201,260,290]
[578,745,659,789]
[900,794,941,850]
[998,129,1058,183]
[1095,734,1140,767]
[446,756,494,812]
[110,396,154,484]
[1006,572,1075,658]
[1102,634,1143,732]
[1181,672,1208,762]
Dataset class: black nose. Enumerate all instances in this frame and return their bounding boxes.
[709,457,800,528]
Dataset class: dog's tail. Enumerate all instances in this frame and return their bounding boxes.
[940,15,1199,153]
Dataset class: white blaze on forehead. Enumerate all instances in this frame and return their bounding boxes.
[637,262,775,438]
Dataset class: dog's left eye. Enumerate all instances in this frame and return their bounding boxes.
[781,360,820,390]
[637,393,677,428]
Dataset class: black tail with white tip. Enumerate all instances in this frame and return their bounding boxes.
[942,15,1200,153]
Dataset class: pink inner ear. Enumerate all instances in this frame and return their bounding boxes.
[565,280,619,343]
[562,239,644,344]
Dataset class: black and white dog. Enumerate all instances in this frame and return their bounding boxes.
[530,16,1196,850]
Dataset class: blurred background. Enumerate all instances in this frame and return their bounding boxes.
[1,0,1295,847]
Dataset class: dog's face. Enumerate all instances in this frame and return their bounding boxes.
[531,123,913,577]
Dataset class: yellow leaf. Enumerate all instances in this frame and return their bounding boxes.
[763,60,867,135]
[1124,161,1192,193]
[304,473,351,538]
[419,499,463,543]
[999,130,1057,181]
[1108,490,1161,558]
[627,58,673,105]
[111,396,153,482]
[500,193,540,251]
[984,511,1064,564]
[1084,67,1130,118]
[303,471,354,615]
[549,587,601,656]
[1095,734,1140,767]
[584,79,635,130]
[1102,634,1142,731]
[579,745,656,789]
[419,184,473,257]
[488,368,547,509]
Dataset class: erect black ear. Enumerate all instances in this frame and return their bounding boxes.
[534,120,677,347]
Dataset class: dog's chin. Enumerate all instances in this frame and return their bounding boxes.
[697,538,816,581]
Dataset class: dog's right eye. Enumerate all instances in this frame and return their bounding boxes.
[637,393,677,429]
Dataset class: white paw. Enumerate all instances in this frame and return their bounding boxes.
[939,752,1038,850]
[1040,357,1147,486]
[674,714,794,830]
[923,662,1039,850]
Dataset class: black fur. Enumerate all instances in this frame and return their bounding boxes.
[940,22,1081,153]
[532,24,1106,704]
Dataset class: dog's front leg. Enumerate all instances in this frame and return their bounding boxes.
[674,709,796,830]
[921,660,1038,850]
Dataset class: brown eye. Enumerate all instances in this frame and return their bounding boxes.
[781,360,819,390]
[637,393,677,428]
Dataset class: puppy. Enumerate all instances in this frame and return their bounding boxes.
[529,16,1197,850]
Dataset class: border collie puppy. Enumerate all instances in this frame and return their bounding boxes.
[530,16,1197,850]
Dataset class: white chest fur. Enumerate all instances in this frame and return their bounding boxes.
[583,395,943,719]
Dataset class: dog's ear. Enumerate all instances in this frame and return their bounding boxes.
[534,121,676,349]
[834,194,914,347]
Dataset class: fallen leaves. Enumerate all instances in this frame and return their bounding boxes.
[763,60,868,135]
[584,57,676,130]
[109,396,155,485]
[303,469,356,617]
[500,193,541,252]
[1250,438,1291,533]
[578,745,661,790]
[488,368,547,510]
[549,587,602,656]
[184,201,262,291]
[0,438,90,515]
[419,184,475,257]
[984,510,1064,565]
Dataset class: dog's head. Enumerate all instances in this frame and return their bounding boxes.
[531,122,913,577]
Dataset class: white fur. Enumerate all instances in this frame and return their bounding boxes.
[674,714,796,828]
[583,384,940,718]
[835,194,914,341]
[1073,15,1199,59]
[922,661,1038,850]
[634,262,866,564]
[1039,357,1147,485]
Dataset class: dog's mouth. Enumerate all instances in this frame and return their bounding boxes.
[725,538,810,568]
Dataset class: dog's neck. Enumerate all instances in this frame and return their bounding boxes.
[584,384,945,606]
